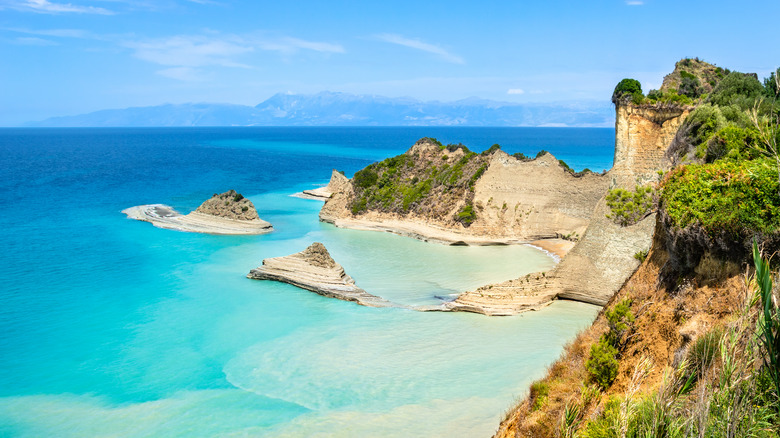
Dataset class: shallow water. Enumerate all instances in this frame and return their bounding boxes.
[0,127,607,437]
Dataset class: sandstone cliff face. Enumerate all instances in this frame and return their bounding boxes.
[552,102,689,305]
[452,102,689,310]
[469,152,608,240]
[612,104,690,187]
[195,190,260,221]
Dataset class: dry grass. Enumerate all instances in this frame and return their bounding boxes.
[494,232,753,438]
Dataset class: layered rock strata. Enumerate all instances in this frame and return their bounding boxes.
[247,242,394,308]
[300,170,350,200]
[451,102,690,312]
[123,190,272,235]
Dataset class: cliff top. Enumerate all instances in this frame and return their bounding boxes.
[660,57,728,95]
[195,190,260,221]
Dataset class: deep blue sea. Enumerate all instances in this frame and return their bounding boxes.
[0,127,612,437]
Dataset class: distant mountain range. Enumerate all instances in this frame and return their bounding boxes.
[26,92,614,127]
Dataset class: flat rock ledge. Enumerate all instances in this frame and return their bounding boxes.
[298,170,350,200]
[445,275,563,316]
[122,203,273,235]
[247,242,395,308]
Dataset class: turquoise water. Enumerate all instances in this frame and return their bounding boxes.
[0,128,608,437]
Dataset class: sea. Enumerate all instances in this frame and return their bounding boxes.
[0,127,614,437]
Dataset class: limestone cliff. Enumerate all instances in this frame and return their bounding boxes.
[320,139,609,244]
[450,101,690,310]
[612,103,690,187]
[553,102,690,305]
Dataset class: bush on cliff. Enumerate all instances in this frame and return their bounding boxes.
[661,158,780,236]
[605,186,654,226]
[709,72,765,108]
[585,299,634,390]
[612,78,644,105]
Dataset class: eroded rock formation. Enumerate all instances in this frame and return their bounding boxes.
[123,190,273,235]
[247,242,393,308]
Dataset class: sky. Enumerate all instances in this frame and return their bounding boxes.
[1,0,778,125]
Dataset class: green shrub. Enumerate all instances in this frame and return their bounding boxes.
[605,298,634,349]
[535,149,549,158]
[482,144,501,155]
[661,159,780,235]
[679,76,702,98]
[586,338,619,390]
[605,186,654,226]
[419,137,443,147]
[512,152,529,160]
[559,159,574,174]
[647,89,663,101]
[233,193,244,202]
[353,167,378,188]
[529,380,550,411]
[685,104,727,146]
[456,203,476,226]
[709,72,764,108]
[351,197,367,214]
[634,249,648,262]
[469,164,488,188]
[445,143,471,153]
[700,124,759,162]
[612,78,643,104]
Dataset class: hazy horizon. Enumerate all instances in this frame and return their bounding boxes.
[2,0,778,125]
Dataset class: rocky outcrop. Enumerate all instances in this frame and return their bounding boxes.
[247,242,393,308]
[195,190,260,221]
[660,58,725,95]
[301,170,350,200]
[123,190,273,235]
[320,140,609,244]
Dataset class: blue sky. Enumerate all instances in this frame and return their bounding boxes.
[1,0,778,125]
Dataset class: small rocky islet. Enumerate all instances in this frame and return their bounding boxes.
[122,189,273,235]
[247,242,395,308]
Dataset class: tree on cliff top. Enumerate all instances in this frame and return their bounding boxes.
[612,78,643,105]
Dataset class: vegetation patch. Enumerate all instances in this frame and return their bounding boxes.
[661,159,780,236]
[605,186,654,226]
[585,299,634,390]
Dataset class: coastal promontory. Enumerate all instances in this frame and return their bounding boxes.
[123,190,273,235]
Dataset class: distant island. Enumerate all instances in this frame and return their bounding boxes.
[25,91,612,128]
